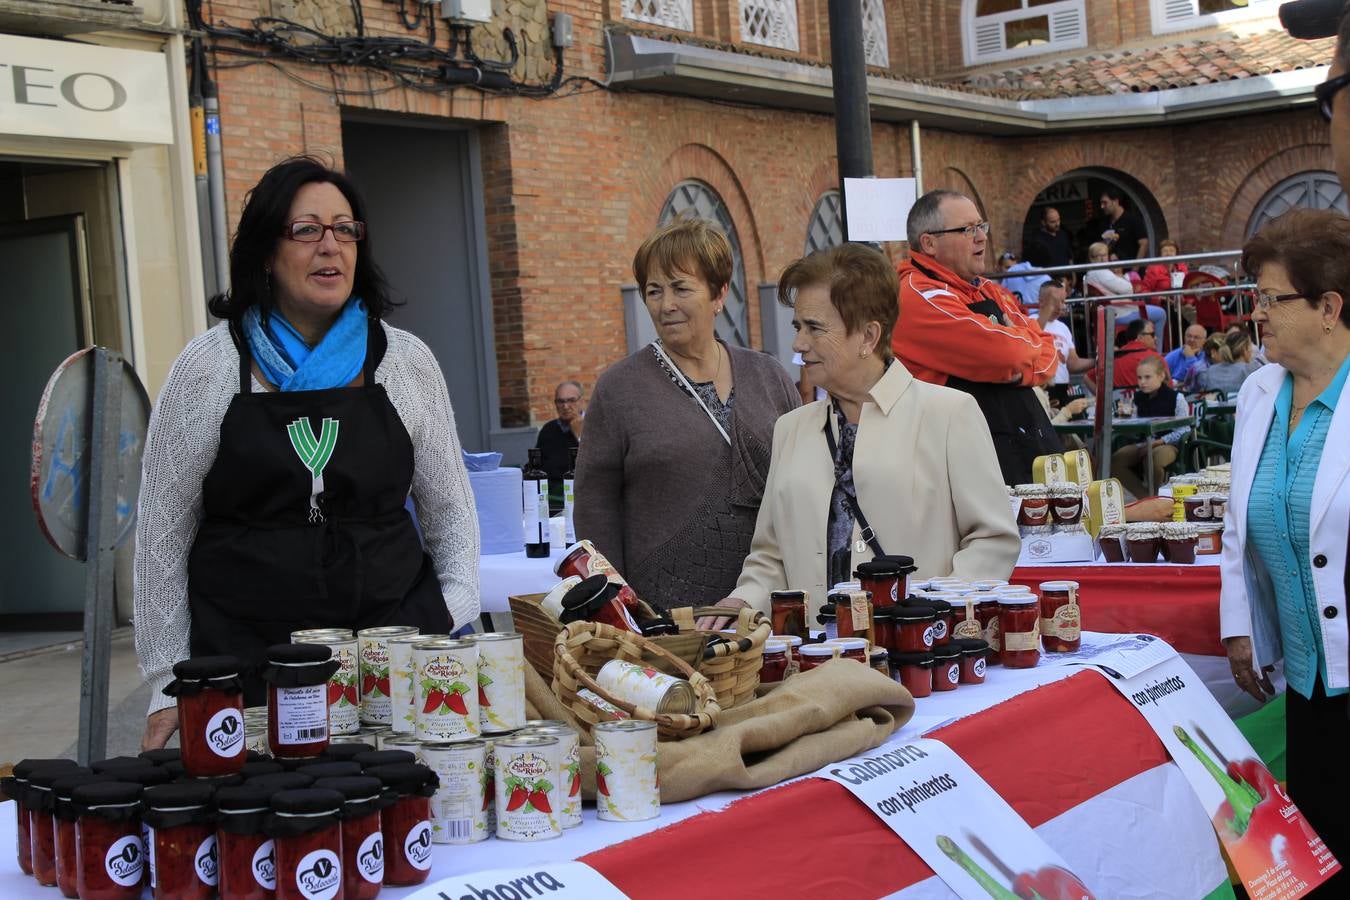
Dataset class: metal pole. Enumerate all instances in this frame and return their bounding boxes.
[189,40,218,299]
[1096,306,1117,481]
[78,349,122,765]
[910,120,923,195]
[827,0,873,241]
[204,81,231,293]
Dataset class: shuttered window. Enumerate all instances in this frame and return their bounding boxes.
[740,0,800,52]
[1151,0,1275,35]
[964,0,1087,66]
[621,0,693,31]
[863,0,889,68]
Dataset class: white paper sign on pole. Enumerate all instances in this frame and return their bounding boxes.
[816,738,1096,899]
[1093,652,1340,898]
[404,861,626,900]
[843,177,916,242]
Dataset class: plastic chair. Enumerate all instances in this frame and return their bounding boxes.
[1182,271,1244,333]
[1188,398,1236,469]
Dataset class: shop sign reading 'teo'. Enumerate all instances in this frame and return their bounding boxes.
[0,32,172,145]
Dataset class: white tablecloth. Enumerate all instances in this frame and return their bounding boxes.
[478,548,567,614]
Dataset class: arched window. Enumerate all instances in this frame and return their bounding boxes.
[1246,171,1348,238]
[1151,0,1275,36]
[805,191,844,254]
[621,0,693,31]
[863,0,889,68]
[740,0,799,52]
[963,0,1087,66]
[659,181,751,347]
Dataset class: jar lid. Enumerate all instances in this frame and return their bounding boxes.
[952,638,991,655]
[815,607,835,622]
[828,590,871,603]
[800,644,837,658]
[854,559,903,577]
[30,764,90,790]
[265,643,333,666]
[1038,581,1079,591]
[926,599,953,615]
[90,756,146,774]
[216,783,278,812]
[72,781,142,808]
[171,655,242,680]
[878,554,917,572]
[971,580,1007,590]
[12,757,79,780]
[826,637,867,651]
[353,750,417,769]
[869,648,889,660]
[364,763,439,796]
[143,781,215,810]
[112,766,172,788]
[998,594,1038,606]
[830,580,862,592]
[778,635,803,647]
[870,607,894,621]
[1014,484,1048,497]
[638,616,679,637]
[52,771,106,801]
[762,639,788,653]
[270,787,344,816]
[321,743,376,762]
[894,604,937,623]
[770,590,806,600]
[245,773,315,792]
[888,651,934,666]
[296,761,363,780]
[138,748,181,766]
[1196,524,1224,533]
[932,645,961,661]
[239,761,284,780]
[311,775,385,803]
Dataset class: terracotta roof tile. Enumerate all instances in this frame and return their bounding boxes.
[959,29,1334,99]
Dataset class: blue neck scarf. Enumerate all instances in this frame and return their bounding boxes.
[242,297,368,392]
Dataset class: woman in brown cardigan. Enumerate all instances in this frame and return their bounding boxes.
[573,218,800,612]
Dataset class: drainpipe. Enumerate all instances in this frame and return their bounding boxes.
[189,40,218,298]
[910,120,923,196]
[203,67,230,295]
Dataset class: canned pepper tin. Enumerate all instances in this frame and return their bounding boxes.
[594,720,659,821]
[356,626,419,725]
[422,740,490,844]
[594,660,694,714]
[515,724,582,828]
[493,734,562,841]
[467,632,527,734]
[294,633,360,736]
[414,638,480,742]
[389,632,446,734]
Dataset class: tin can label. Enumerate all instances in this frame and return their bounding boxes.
[358,629,418,725]
[483,740,497,833]
[576,688,630,721]
[415,644,480,742]
[274,685,328,746]
[388,638,420,734]
[424,743,489,844]
[595,722,659,822]
[495,741,562,841]
[319,639,359,735]
[519,727,582,829]
[473,635,527,734]
[595,660,684,712]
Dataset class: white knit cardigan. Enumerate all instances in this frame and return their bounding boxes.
[134,321,481,714]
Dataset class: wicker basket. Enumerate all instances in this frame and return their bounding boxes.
[552,621,721,740]
[670,606,772,710]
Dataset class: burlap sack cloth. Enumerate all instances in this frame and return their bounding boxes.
[525,658,914,803]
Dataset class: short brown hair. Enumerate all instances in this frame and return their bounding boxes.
[777,244,899,360]
[1136,355,1167,377]
[1242,207,1350,328]
[632,216,733,295]
[1159,238,1180,253]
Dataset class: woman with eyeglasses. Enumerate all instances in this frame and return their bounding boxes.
[134,156,478,750]
[1221,208,1350,871]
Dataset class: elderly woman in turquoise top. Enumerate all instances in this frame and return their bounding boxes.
[1220,209,1350,872]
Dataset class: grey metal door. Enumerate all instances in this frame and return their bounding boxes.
[0,215,91,616]
[342,120,492,452]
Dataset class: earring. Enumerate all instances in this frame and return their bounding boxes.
[1327,324,1334,334]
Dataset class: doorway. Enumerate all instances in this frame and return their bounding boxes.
[1020,168,1167,264]
[341,118,496,453]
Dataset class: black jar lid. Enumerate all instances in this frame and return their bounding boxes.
[816,607,836,623]
[893,604,937,623]
[239,761,284,779]
[889,651,935,667]
[311,775,384,803]
[557,574,616,625]
[927,599,954,615]
[30,764,90,790]
[321,742,375,762]
[353,749,417,769]
[216,783,278,813]
[870,607,894,622]
[72,781,143,808]
[364,763,439,796]
[12,757,79,780]
[639,616,679,637]
[176,773,244,788]
[138,748,181,766]
[52,771,107,801]
[932,645,961,661]
[769,590,806,600]
[143,781,215,810]
[952,638,991,655]
[855,559,904,578]
[172,655,242,680]
[878,554,917,572]
[105,766,170,788]
[270,787,344,816]
[246,773,314,792]
[161,760,186,779]
[277,756,325,772]
[90,756,148,774]
[296,761,362,779]
[265,642,332,665]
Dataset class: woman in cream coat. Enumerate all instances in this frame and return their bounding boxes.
[711,244,1020,624]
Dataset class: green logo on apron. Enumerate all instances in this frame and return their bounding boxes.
[287,417,339,522]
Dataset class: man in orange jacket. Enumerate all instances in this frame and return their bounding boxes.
[895,189,1061,484]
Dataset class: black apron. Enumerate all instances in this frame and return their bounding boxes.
[188,318,449,704]
[941,296,1061,487]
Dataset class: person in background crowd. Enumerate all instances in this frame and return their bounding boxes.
[1099,186,1149,261]
[574,217,799,612]
[134,156,480,749]
[1182,332,1227,392]
[1110,356,1190,499]
[1037,279,1094,391]
[1112,319,1166,389]
[1002,241,1053,308]
[720,243,1020,624]
[1221,206,1350,874]
[534,380,584,514]
[1035,206,1074,267]
[997,250,1018,272]
[1165,323,1210,385]
[1141,238,1189,294]
[1087,240,1169,335]
[1200,330,1264,395]
[894,189,1060,485]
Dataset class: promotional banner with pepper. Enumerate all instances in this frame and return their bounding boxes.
[1096,649,1340,898]
[817,739,1096,900]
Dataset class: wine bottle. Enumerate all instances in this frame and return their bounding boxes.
[563,446,578,545]
[522,448,551,558]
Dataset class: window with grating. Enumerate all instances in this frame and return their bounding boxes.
[1151,0,1275,35]
[805,192,844,254]
[659,181,751,347]
[1245,171,1348,238]
[621,0,693,31]
[740,0,800,52]
[963,0,1086,66]
[862,0,889,68]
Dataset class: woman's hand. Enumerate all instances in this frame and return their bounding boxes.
[1223,636,1276,703]
[141,708,180,751]
[695,597,750,631]
[1063,398,1091,417]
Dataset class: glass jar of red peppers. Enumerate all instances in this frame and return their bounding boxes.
[798,644,836,672]
[261,643,341,760]
[554,540,641,611]
[932,646,961,692]
[831,590,873,640]
[998,594,1041,668]
[4,757,78,877]
[365,763,439,886]
[163,656,246,778]
[893,604,937,652]
[769,590,809,639]
[953,639,990,685]
[142,781,218,899]
[215,784,278,900]
[890,652,934,698]
[52,771,109,898]
[760,640,789,683]
[854,558,908,608]
[313,775,395,899]
[1038,581,1082,653]
[26,764,84,886]
[71,781,144,900]
[266,788,345,900]
[927,599,955,647]
[558,573,643,633]
[871,607,895,651]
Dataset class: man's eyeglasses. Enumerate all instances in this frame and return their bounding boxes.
[927,221,991,240]
[284,221,366,242]
[1316,71,1350,122]
[555,397,581,406]
[1254,291,1305,311]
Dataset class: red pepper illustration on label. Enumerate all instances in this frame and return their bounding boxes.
[567,761,581,798]
[1175,726,1340,890]
[376,676,391,696]
[937,834,1095,900]
[478,672,492,708]
[422,689,445,714]
[502,776,554,814]
[362,674,378,696]
[419,676,470,715]
[595,762,611,797]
